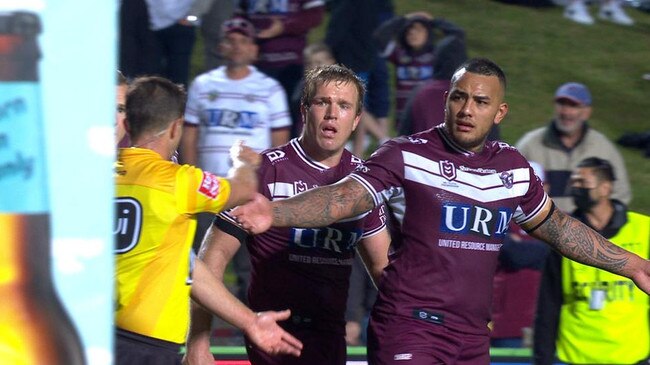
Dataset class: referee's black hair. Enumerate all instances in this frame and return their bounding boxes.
[126,76,187,140]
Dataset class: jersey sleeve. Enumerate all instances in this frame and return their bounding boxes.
[512,158,551,227]
[183,78,202,125]
[175,164,231,214]
[350,140,404,209]
[361,203,388,238]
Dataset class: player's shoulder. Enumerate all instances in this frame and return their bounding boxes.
[389,127,440,149]
[488,139,529,163]
[342,148,365,169]
[259,140,294,169]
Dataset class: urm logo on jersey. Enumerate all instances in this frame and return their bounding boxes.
[114,197,142,253]
[203,109,262,129]
[440,202,512,238]
[289,227,363,253]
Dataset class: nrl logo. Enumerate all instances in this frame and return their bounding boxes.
[294,180,309,195]
[500,171,514,189]
[440,160,456,181]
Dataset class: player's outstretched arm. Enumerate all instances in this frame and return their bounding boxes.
[187,225,302,359]
[529,205,650,295]
[232,177,375,234]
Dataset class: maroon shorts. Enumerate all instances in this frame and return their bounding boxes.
[246,327,346,365]
[366,311,490,365]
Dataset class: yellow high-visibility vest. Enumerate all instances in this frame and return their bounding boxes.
[558,211,650,364]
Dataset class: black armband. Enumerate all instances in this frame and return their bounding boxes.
[524,201,556,234]
[213,215,249,244]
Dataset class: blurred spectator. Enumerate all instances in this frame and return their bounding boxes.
[490,161,550,348]
[533,157,650,365]
[144,0,212,86]
[199,0,235,71]
[325,0,388,156]
[180,16,291,302]
[564,0,634,25]
[238,0,326,139]
[516,82,631,213]
[373,11,466,130]
[119,0,159,79]
[364,0,395,140]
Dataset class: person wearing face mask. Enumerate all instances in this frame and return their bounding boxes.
[533,157,650,365]
[516,82,631,213]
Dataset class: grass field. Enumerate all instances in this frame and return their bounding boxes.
[191,1,650,214]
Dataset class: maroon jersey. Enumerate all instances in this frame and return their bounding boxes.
[222,139,386,334]
[350,124,548,335]
[244,0,325,69]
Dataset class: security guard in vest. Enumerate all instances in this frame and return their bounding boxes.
[533,157,650,365]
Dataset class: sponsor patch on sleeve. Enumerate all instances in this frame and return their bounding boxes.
[198,171,221,199]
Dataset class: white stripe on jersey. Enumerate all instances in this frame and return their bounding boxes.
[514,194,549,226]
[402,151,531,203]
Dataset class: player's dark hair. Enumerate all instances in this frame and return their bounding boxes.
[301,64,366,116]
[577,157,616,182]
[452,57,507,91]
[125,76,187,140]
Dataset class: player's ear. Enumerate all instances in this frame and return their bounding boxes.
[351,113,361,132]
[493,102,508,125]
[170,117,183,139]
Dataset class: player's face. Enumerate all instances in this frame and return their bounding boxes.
[444,70,508,152]
[301,81,361,160]
[220,32,258,67]
[553,98,591,136]
[115,84,127,144]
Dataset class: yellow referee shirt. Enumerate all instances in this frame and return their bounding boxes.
[114,148,231,344]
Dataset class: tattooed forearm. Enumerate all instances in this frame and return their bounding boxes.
[272,178,375,228]
[536,208,629,274]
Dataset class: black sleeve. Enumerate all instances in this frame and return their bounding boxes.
[533,250,563,365]
[212,214,248,244]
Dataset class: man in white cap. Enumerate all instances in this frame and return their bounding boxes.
[516,82,631,213]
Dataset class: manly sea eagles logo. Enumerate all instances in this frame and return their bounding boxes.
[440,160,456,181]
[500,171,514,189]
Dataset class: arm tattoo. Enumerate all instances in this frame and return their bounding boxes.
[272,179,375,228]
[536,208,629,274]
